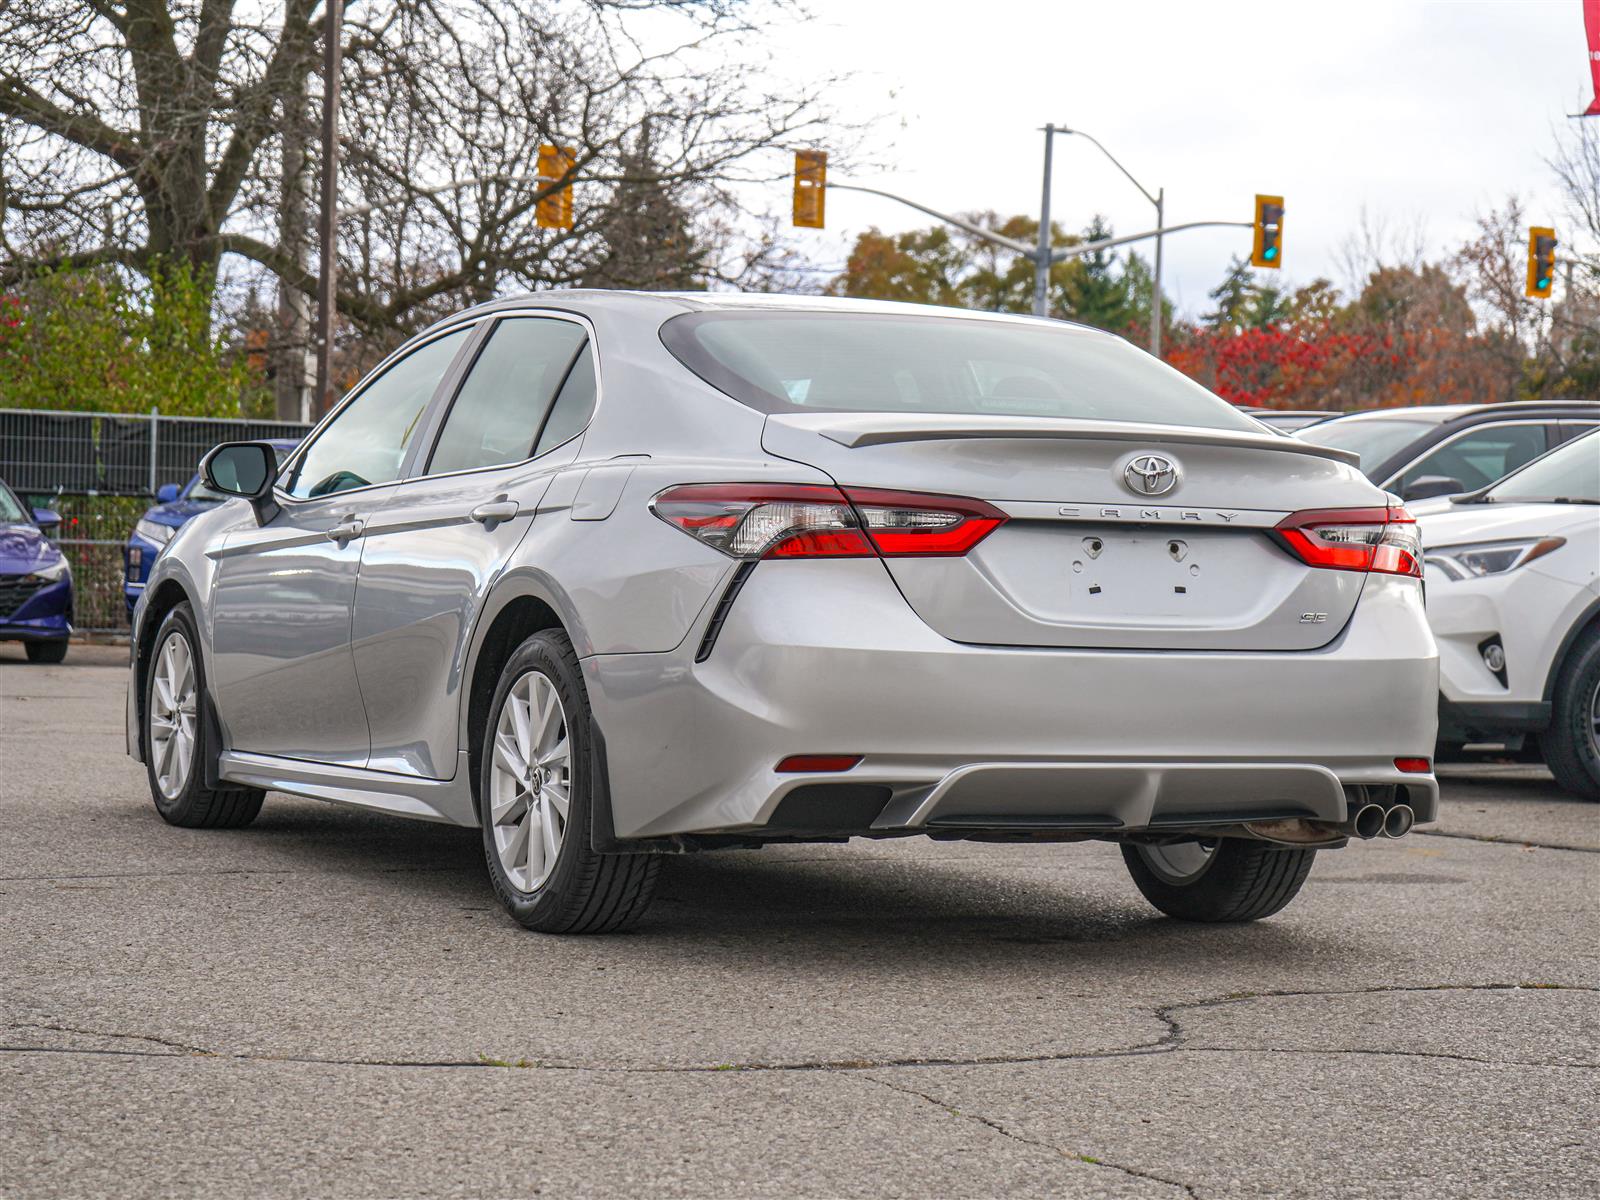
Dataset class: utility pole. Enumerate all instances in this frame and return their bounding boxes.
[314,0,344,417]
[1032,124,1055,319]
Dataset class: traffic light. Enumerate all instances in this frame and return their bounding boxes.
[535,144,575,230]
[1526,227,1556,299]
[793,150,827,228]
[1251,194,1284,268]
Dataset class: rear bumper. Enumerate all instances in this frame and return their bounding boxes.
[583,559,1440,841]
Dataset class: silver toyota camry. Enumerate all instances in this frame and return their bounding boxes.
[126,293,1439,933]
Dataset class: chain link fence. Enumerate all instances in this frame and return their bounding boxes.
[3,409,310,635]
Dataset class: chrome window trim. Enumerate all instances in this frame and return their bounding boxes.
[1378,418,1554,491]
[272,318,486,507]
[399,308,602,487]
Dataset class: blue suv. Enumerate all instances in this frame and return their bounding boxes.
[0,475,71,663]
[124,438,300,615]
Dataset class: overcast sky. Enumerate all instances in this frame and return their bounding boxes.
[776,0,1594,317]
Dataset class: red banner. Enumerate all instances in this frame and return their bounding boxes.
[1587,0,1600,116]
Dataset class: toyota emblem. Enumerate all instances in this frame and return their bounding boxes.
[1123,454,1179,496]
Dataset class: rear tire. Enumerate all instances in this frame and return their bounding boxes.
[1122,838,1315,922]
[143,604,264,829]
[1543,629,1600,802]
[479,629,659,933]
[24,639,68,664]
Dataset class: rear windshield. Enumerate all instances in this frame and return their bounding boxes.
[1297,415,1437,468]
[660,311,1264,433]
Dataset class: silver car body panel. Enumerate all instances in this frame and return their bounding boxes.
[127,291,1438,842]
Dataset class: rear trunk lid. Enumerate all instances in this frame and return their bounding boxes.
[762,413,1380,651]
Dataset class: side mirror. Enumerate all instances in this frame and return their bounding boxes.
[201,442,279,524]
[156,483,181,504]
[32,507,60,531]
[1403,475,1466,501]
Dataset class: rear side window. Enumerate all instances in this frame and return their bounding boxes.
[427,317,590,476]
[660,311,1263,433]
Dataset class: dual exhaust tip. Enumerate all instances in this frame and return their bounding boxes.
[1352,802,1414,840]
[1246,801,1415,846]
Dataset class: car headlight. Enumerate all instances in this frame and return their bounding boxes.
[134,517,176,547]
[27,557,70,583]
[1425,537,1566,580]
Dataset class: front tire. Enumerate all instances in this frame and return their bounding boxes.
[143,604,264,829]
[24,639,68,664]
[1544,629,1600,801]
[479,629,659,933]
[1122,838,1315,922]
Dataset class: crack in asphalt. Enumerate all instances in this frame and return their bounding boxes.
[1415,829,1599,854]
[5,982,1595,1075]
[858,1072,1199,1198]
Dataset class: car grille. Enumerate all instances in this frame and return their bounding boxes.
[0,573,48,620]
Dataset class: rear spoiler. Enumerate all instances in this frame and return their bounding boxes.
[766,412,1363,468]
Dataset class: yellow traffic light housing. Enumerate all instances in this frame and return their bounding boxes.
[1526,227,1556,299]
[536,145,575,230]
[793,150,827,229]
[1251,194,1284,268]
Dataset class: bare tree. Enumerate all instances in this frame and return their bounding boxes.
[2,0,840,369]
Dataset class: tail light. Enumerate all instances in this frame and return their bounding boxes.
[651,484,1006,560]
[1271,506,1422,577]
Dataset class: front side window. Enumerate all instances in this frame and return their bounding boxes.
[427,318,590,476]
[661,311,1264,433]
[1398,424,1549,494]
[285,328,470,499]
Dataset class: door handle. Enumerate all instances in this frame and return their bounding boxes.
[469,500,519,529]
[325,517,364,544]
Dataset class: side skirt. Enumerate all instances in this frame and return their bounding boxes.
[218,750,479,826]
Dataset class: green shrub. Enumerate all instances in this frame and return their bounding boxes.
[0,263,253,416]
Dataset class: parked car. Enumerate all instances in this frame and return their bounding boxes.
[0,476,72,663]
[1296,401,1599,501]
[1236,407,1343,433]
[127,293,1440,933]
[1415,430,1600,799]
[124,439,302,615]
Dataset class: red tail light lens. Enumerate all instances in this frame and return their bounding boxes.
[846,488,1007,557]
[1272,506,1422,577]
[650,484,873,559]
[1394,757,1432,774]
[651,484,1006,560]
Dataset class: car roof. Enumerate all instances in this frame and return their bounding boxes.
[1323,400,1599,424]
[427,288,1115,339]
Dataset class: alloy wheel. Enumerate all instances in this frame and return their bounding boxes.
[149,631,198,800]
[1588,676,1600,761]
[1137,839,1217,885]
[489,670,571,893]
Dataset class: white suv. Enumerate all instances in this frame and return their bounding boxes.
[1417,431,1600,799]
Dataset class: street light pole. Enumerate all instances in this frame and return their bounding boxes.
[1033,124,1054,318]
[314,0,344,416]
[1056,127,1165,357]
[1152,187,1165,358]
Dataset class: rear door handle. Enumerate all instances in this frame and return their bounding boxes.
[469,500,519,529]
[325,518,364,544]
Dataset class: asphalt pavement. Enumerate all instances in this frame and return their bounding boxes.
[2,643,1597,1199]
